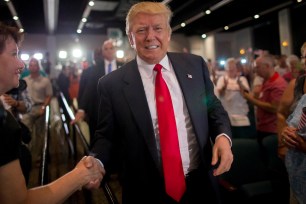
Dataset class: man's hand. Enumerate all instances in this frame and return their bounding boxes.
[71,110,85,124]
[211,136,233,176]
[82,156,106,189]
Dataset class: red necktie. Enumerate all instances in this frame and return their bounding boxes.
[154,64,186,202]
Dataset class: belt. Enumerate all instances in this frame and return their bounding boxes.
[33,103,44,106]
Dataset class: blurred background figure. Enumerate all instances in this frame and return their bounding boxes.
[73,39,123,142]
[41,51,51,76]
[282,55,303,83]
[21,57,53,165]
[274,54,289,77]
[277,42,306,160]
[216,57,254,138]
[68,62,80,105]
[243,55,287,143]
[56,65,71,105]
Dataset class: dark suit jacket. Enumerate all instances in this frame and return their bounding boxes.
[78,60,123,139]
[91,53,231,203]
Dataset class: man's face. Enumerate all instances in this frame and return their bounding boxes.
[254,58,268,79]
[102,42,115,61]
[0,37,24,93]
[29,58,40,73]
[227,61,237,77]
[128,12,171,64]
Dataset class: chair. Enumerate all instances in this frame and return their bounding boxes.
[261,135,290,204]
[219,138,274,204]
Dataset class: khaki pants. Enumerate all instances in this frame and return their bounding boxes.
[21,106,45,162]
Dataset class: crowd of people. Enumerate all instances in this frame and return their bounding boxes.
[1,1,306,204]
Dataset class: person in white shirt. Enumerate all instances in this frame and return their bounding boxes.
[216,58,253,138]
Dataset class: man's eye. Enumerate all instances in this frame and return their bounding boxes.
[155,27,163,32]
[137,29,145,33]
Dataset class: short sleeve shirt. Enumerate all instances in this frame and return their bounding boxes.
[24,75,53,104]
[256,72,287,132]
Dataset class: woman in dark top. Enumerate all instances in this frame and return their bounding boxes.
[0,22,104,204]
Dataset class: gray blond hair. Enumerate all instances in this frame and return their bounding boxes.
[125,2,172,35]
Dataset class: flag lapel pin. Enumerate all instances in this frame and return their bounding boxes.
[187,74,192,79]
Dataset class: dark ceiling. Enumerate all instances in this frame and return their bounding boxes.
[0,0,305,37]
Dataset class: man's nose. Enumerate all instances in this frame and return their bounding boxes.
[18,59,25,70]
[146,28,155,40]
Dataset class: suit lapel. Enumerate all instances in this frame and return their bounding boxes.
[168,53,206,149]
[122,60,161,172]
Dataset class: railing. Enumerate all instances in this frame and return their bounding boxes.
[58,92,119,204]
[39,105,50,185]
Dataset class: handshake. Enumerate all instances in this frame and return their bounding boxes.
[73,156,106,190]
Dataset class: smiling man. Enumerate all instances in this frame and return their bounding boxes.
[90,2,233,204]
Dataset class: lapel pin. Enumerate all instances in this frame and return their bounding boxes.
[187,74,193,79]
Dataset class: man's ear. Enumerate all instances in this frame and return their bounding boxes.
[128,33,135,48]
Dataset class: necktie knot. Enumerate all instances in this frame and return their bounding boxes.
[154,64,162,73]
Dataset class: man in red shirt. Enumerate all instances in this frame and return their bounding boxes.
[243,54,287,143]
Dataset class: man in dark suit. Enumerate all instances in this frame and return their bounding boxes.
[73,40,122,141]
[90,2,233,204]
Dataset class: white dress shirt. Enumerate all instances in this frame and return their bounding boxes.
[137,55,200,175]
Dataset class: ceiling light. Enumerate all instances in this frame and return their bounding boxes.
[224,26,229,30]
[19,28,24,33]
[282,41,289,47]
[44,0,59,34]
[201,34,207,39]
[20,54,29,61]
[34,53,43,60]
[77,29,82,34]
[72,49,82,58]
[254,14,260,19]
[205,10,211,15]
[88,1,94,7]
[82,18,87,23]
[240,49,245,55]
[58,51,67,59]
[297,0,302,2]
[241,58,247,64]
[181,22,186,27]
[4,0,10,2]
[13,16,18,20]
[116,50,124,59]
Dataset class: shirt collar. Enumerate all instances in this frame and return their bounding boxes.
[104,59,114,65]
[268,72,279,83]
[136,54,171,77]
